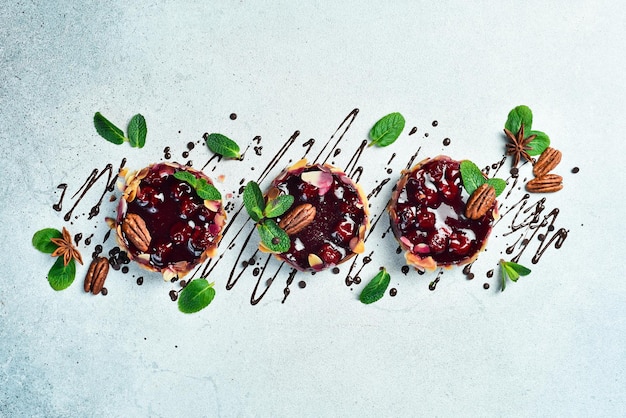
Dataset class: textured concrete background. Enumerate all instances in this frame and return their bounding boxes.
[1,1,625,417]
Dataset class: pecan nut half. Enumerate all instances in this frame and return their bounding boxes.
[278,203,316,235]
[84,256,109,295]
[533,147,562,178]
[122,213,151,252]
[465,183,496,220]
[526,174,563,193]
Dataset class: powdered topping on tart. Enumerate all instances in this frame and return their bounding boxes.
[388,155,498,272]
[116,162,226,281]
[263,159,369,272]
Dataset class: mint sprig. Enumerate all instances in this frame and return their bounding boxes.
[369,112,405,147]
[178,278,216,313]
[243,181,294,253]
[257,219,290,253]
[359,268,391,304]
[32,227,77,291]
[48,256,76,291]
[460,160,507,196]
[263,195,294,219]
[243,180,265,222]
[205,133,241,160]
[504,105,550,156]
[94,112,147,148]
[127,114,147,148]
[504,105,533,134]
[173,170,222,201]
[485,178,507,196]
[499,259,531,291]
[32,228,63,253]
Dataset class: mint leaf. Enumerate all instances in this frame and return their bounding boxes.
[485,178,507,197]
[264,195,294,219]
[460,160,486,195]
[33,228,62,253]
[258,219,290,253]
[499,259,531,291]
[173,171,221,201]
[526,130,550,156]
[369,112,405,147]
[48,257,76,291]
[195,179,222,201]
[173,170,198,186]
[359,268,391,304]
[243,181,265,222]
[505,105,533,134]
[506,261,531,277]
[461,160,507,197]
[127,114,147,148]
[206,133,241,159]
[178,279,216,314]
[94,112,126,145]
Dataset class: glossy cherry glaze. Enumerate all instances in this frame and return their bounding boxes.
[116,162,225,280]
[267,161,368,272]
[388,156,497,271]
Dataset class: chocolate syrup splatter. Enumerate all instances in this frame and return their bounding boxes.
[52,184,67,211]
[84,234,93,245]
[429,270,443,291]
[463,263,475,280]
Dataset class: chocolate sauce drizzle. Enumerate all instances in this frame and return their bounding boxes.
[51,108,571,304]
[52,183,67,211]
[59,159,126,221]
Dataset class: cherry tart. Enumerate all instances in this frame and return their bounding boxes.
[115,162,226,281]
[388,155,498,272]
[263,159,369,272]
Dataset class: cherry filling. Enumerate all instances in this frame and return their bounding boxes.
[388,156,497,270]
[118,163,224,276]
[269,162,368,271]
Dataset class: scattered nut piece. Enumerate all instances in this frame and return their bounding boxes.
[266,187,281,201]
[84,257,110,295]
[308,253,323,267]
[465,183,496,220]
[533,147,562,178]
[526,174,563,193]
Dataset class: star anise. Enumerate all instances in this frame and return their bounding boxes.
[50,227,83,266]
[504,123,536,167]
